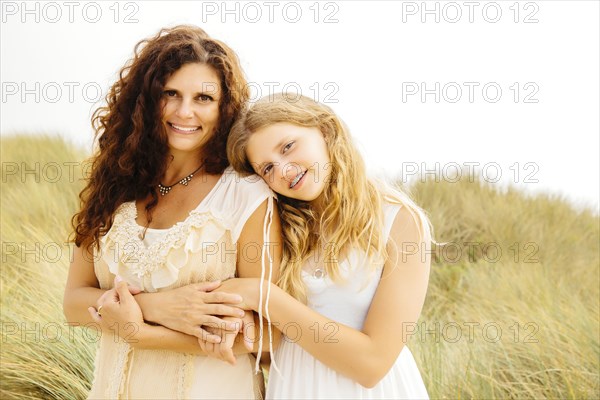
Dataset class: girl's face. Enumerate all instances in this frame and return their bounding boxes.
[161,63,221,156]
[246,122,332,202]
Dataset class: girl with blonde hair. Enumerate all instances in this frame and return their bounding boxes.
[216,93,432,398]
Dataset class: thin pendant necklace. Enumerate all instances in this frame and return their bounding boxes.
[306,247,328,279]
[158,163,204,196]
[313,268,326,279]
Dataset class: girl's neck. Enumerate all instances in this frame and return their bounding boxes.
[309,191,328,215]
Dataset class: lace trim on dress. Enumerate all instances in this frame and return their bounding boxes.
[106,340,131,399]
[99,202,227,291]
[178,353,194,399]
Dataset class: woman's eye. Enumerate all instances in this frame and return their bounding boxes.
[263,164,273,176]
[164,90,177,97]
[198,94,213,102]
[283,141,294,152]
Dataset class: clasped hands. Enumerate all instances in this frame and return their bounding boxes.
[89,276,259,365]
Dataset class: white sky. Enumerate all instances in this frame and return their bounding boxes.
[1,0,599,210]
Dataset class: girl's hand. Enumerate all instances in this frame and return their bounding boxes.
[215,278,264,311]
[198,311,256,365]
[88,279,146,344]
[138,281,246,343]
[199,316,241,365]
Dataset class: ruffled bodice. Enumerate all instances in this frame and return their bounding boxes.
[96,202,234,292]
[88,167,275,399]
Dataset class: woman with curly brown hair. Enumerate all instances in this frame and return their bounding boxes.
[63,26,281,399]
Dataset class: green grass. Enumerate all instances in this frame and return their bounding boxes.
[1,135,598,399]
[1,135,96,399]
[408,175,599,398]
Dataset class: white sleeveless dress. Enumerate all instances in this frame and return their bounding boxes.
[88,167,274,399]
[267,203,429,399]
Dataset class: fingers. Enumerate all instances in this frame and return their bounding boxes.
[220,318,241,365]
[88,306,101,323]
[128,285,142,295]
[203,291,243,305]
[193,280,221,293]
[198,332,236,365]
[241,312,256,352]
[114,275,142,295]
[203,315,242,331]
[197,327,222,344]
[198,336,211,353]
[203,304,245,318]
[203,318,240,365]
[108,288,120,303]
[115,281,134,304]
[216,329,237,365]
[219,345,236,365]
[182,316,240,338]
[215,318,242,332]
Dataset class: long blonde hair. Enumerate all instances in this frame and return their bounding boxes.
[228,93,431,302]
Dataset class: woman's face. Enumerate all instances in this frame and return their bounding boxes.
[246,122,332,202]
[161,63,221,155]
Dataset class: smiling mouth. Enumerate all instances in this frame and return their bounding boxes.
[168,122,201,133]
[289,170,307,189]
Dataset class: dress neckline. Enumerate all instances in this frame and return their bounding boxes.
[133,169,226,231]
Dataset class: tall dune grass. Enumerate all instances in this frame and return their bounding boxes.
[1,135,598,399]
[408,175,599,398]
[1,135,94,399]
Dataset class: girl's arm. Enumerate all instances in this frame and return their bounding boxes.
[63,245,241,343]
[66,198,283,356]
[203,198,284,362]
[223,206,431,388]
[87,281,255,356]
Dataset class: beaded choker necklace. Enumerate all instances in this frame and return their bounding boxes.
[158,164,204,196]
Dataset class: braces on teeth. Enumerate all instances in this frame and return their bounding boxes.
[290,171,305,188]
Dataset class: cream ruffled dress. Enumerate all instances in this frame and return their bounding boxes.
[87,167,274,399]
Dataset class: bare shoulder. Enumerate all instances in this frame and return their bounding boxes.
[222,167,266,189]
[388,205,429,245]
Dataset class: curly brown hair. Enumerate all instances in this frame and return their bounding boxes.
[72,25,249,248]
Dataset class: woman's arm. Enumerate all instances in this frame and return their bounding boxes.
[63,245,246,349]
[133,282,245,340]
[65,197,283,356]
[88,281,254,356]
[63,244,108,325]
[223,206,431,388]
[134,197,283,336]
[84,198,283,358]
[63,243,242,338]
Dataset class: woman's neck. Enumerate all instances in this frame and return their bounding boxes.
[162,151,204,185]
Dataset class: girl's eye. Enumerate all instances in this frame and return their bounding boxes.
[164,90,177,97]
[283,141,294,152]
[262,164,273,176]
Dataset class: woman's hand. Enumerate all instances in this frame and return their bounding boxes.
[88,279,146,344]
[136,281,246,343]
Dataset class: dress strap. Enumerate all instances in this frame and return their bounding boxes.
[255,196,280,375]
[383,203,403,243]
